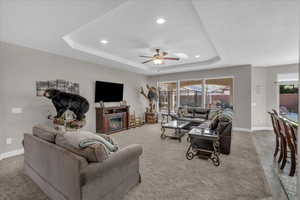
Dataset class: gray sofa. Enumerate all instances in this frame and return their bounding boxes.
[23,127,143,200]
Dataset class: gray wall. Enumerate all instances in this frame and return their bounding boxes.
[0,42,147,154]
[148,65,252,130]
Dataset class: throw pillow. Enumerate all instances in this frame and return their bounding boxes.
[64,131,118,152]
[55,133,109,163]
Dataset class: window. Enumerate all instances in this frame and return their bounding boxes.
[279,83,298,122]
[205,78,233,109]
[157,77,234,113]
[158,82,178,113]
[180,80,203,107]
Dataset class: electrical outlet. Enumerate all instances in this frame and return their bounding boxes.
[6,138,12,145]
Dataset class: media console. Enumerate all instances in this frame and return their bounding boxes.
[96,105,130,134]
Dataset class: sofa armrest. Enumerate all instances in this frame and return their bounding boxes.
[24,133,82,200]
[80,144,142,185]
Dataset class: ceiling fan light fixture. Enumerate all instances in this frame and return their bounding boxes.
[153,59,163,65]
[175,53,188,59]
[156,17,166,24]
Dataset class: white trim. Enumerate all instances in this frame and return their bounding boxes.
[204,75,235,80]
[233,127,252,132]
[251,127,273,131]
[0,148,24,160]
[176,80,180,110]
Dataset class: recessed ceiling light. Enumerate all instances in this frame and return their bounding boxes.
[174,53,188,59]
[100,39,108,44]
[195,55,200,58]
[156,18,166,24]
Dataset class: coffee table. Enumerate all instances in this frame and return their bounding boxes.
[186,128,220,166]
[161,120,190,142]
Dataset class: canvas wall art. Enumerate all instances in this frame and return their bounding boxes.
[36,79,80,96]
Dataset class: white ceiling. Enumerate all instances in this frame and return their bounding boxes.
[0,0,299,75]
[64,0,220,72]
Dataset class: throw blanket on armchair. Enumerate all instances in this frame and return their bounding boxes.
[63,131,118,153]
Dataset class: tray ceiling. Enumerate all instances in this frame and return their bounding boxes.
[1,0,298,75]
[63,0,220,73]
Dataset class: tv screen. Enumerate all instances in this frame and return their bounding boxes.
[95,81,124,102]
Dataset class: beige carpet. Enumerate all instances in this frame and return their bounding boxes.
[0,124,271,200]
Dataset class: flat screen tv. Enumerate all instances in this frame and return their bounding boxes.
[95,81,124,102]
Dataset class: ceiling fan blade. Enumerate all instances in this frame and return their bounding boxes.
[163,57,180,60]
[162,52,168,56]
[139,55,153,58]
[142,59,153,64]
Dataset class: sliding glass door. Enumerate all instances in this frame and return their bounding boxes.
[180,80,203,107]
[158,82,178,113]
[205,78,233,109]
[157,77,234,113]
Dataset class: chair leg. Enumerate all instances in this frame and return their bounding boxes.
[278,140,284,163]
[289,151,296,176]
[280,140,287,170]
[274,137,280,158]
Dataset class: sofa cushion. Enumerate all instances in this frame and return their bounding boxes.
[56,133,109,163]
[33,125,61,143]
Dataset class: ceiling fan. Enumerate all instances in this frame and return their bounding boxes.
[140,49,180,65]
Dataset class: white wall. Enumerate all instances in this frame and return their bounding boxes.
[148,65,252,131]
[251,67,268,129]
[0,42,147,154]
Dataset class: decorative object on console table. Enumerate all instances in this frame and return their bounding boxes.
[145,112,158,124]
[96,105,130,134]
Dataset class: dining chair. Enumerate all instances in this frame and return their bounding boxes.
[268,112,280,159]
[273,114,287,168]
[280,118,297,176]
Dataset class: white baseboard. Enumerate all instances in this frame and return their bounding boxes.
[0,148,24,160]
[233,127,252,132]
[251,127,273,131]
